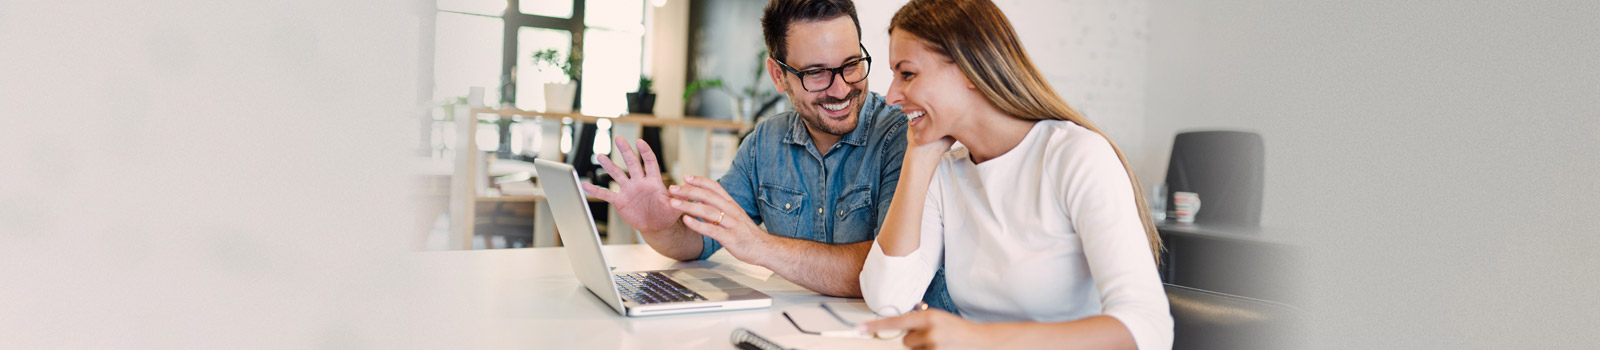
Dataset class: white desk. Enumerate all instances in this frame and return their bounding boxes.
[416,244,901,349]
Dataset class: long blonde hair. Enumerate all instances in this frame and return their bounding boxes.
[890,0,1163,263]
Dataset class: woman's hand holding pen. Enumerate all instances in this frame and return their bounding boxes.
[860,308,1000,350]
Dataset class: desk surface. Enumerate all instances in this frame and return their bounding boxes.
[415,244,897,349]
[1156,220,1299,246]
[1154,220,1304,303]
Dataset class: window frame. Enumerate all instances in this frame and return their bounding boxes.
[437,0,590,108]
[432,0,647,159]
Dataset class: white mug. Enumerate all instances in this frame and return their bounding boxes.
[1173,191,1201,223]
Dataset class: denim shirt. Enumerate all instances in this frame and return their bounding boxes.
[703,92,957,313]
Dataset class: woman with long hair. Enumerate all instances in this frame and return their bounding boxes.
[858,0,1172,348]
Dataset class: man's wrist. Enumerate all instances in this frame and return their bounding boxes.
[741,231,781,267]
[639,222,702,261]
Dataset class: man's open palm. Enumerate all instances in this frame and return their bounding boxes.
[580,137,682,234]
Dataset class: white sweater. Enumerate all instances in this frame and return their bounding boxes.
[861,120,1173,350]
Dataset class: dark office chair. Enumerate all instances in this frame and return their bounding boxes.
[1164,131,1265,226]
[567,122,669,182]
[474,202,535,248]
[568,122,602,181]
[1166,283,1303,350]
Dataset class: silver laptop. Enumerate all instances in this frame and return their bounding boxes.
[533,159,772,317]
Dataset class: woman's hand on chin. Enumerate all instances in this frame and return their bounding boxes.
[907,128,956,163]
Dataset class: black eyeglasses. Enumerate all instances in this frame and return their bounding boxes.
[773,44,872,92]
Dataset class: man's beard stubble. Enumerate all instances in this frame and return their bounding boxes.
[792,88,863,137]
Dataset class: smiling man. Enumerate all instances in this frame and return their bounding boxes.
[583,0,955,312]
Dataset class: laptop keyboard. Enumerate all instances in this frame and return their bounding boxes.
[614,271,707,305]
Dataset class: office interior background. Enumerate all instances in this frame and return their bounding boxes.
[2,0,1596,348]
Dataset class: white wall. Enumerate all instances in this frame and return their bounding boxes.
[0,1,470,347]
[858,0,1151,173]
[648,0,691,119]
[1146,0,1600,348]
[648,0,692,167]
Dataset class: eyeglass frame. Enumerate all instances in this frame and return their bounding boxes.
[772,44,873,92]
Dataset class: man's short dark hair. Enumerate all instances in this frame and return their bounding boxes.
[761,0,862,64]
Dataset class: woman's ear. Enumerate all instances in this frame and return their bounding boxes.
[956,70,977,90]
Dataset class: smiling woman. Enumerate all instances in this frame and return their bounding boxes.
[885,0,1160,258]
[860,0,1172,349]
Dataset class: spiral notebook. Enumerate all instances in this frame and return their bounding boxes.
[730,328,789,350]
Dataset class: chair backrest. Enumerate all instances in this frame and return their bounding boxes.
[566,122,602,179]
[1165,131,1265,225]
[1166,283,1302,350]
[566,123,668,182]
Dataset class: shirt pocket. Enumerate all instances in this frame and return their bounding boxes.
[832,185,876,243]
[756,184,806,237]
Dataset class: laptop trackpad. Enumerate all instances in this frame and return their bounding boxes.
[673,275,751,296]
[667,268,723,280]
[701,277,746,289]
[675,275,744,289]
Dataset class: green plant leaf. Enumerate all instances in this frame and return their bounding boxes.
[683,79,724,100]
[530,48,577,82]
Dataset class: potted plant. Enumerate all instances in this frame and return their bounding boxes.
[531,49,581,113]
[684,78,735,118]
[684,50,784,126]
[626,76,656,114]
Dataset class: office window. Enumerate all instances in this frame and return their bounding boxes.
[583,0,643,29]
[521,0,573,18]
[515,27,574,112]
[430,0,647,159]
[580,27,643,118]
[438,0,507,16]
[580,0,645,155]
[432,12,504,106]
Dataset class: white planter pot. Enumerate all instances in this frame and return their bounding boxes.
[543,82,577,113]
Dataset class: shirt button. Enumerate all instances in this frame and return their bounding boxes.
[817,208,824,215]
[837,210,844,217]
[785,203,791,210]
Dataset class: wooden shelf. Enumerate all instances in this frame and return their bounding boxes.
[469,108,749,130]
[442,104,729,250]
[477,193,605,203]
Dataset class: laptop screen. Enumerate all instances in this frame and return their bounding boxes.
[533,159,626,314]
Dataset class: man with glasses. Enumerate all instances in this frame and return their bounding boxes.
[582,0,955,313]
